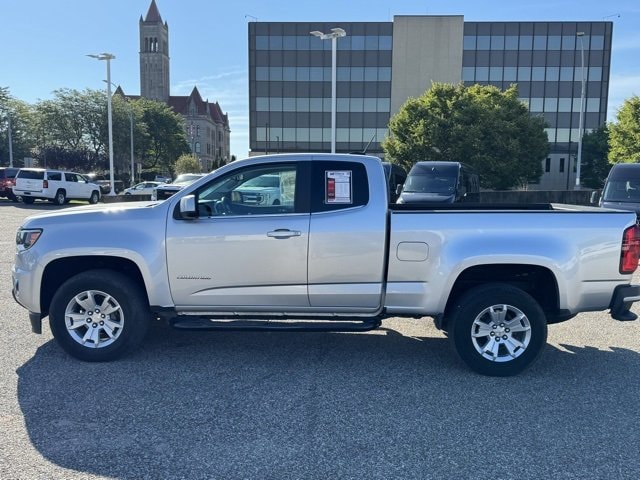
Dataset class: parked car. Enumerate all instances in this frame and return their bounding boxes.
[85,174,125,195]
[154,175,171,183]
[12,168,101,205]
[12,154,640,376]
[396,161,479,204]
[232,174,284,205]
[0,167,20,202]
[123,181,163,196]
[596,163,640,216]
[152,173,205,201]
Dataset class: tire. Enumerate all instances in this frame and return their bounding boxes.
[54,189,66,206]
[449,283,547,376]
[48,269,151,362]
[22,197,35,204]
[9,193,19,203]
[89,191,100,204]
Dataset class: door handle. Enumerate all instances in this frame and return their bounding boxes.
[267,229,301,239]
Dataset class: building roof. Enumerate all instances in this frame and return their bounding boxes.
[167,87,229,127]
[144,0,162,23]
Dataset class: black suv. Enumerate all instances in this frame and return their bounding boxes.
[0,167,19,202]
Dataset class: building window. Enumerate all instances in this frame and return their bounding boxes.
[545,158,551,173]
[559,158,565,173]
[196,125,200,137]
[195,142,201,154]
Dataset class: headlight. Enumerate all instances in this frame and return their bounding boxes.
[16,228,42,250]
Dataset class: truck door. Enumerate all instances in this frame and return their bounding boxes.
[166,161,311,309]
[307,160,387,311]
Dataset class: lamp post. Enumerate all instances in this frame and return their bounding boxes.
[7,114,13,167]
[311,28,346,154]
[105,80,135,187]
[88,53,116,195]
[575,32,586,189]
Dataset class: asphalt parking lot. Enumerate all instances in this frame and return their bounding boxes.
[1,201,640,479]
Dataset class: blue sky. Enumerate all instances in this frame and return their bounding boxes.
[1,0,639,158]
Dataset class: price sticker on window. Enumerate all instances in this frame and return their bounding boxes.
[325,170,352,204]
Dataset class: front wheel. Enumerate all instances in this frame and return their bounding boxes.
[89,191,100,204]
[449,283,547,376]
[49,270,151,361]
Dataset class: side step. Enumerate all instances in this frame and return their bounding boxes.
[169,316,382,332]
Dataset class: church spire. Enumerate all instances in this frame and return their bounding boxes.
[144,0,162,23]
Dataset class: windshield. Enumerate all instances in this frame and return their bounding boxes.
[240,175,279,188]
[602,179,640,202]
[403,173,457,193]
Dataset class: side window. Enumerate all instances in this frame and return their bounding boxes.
[48,172,62,181]
[195,164,299,217]
[65,173,78,182]
[311,161,369,213]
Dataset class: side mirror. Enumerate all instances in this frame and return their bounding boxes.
[395,184,403,196]
[179,195,198,219]
[590,190,601,205]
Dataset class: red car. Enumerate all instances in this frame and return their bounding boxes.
[0,167,19,202]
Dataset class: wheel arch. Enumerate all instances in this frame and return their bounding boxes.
[442,264,559,329]
[40,256,149,316]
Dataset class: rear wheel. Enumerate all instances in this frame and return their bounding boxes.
[49,270,151,361]
[89,190,100,204]
[449,283,547,376]
[54,189,66,205]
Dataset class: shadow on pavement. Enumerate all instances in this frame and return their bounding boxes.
[16,323,640,479]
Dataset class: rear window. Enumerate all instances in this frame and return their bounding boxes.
[17,170,44,180]
[0,168,19,179]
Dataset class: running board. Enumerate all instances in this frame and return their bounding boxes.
[169,316,382,332]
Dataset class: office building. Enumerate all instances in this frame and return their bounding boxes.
[248,17,612,189]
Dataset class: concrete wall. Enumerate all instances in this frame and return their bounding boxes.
[390,15,464,117]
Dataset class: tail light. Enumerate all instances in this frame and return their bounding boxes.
[43,180,48,188]
[620,225,640,274]
[10,178,15,186]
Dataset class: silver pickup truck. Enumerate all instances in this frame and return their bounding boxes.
[11,154,640,376]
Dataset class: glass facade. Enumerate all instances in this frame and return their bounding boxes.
[462,21,612,157]
[249,22,393,154]
[249,19,612,183]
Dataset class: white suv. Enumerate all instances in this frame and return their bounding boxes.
[13,169,101,205]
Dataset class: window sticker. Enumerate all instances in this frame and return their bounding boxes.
[325,170,352,204]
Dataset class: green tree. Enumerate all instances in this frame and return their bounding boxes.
[174,154,201,174]
[382,83,549,189]
[580,126,611,189]
[135,98,190,173]
[609,95,640,164]
[1,88,38,166]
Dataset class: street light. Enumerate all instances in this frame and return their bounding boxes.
[310,28,346,154]
[87,53,116,195]
[104,80,135,187]
[575,32,586,189]
[7,114,13,167]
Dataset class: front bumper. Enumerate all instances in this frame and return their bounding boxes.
[610,284,640,321]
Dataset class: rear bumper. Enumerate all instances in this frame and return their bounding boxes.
[610,284,640,321]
